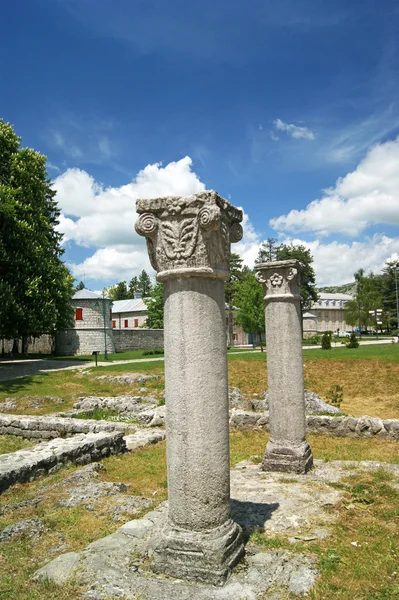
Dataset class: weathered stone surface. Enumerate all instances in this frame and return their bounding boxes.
[33,552,82,585]
[136,191,245,583]
[32,458,399,598]
[256,260,313,474]
[94,373,159,384]
[254,389,343,415]
[0,413,134,441]
[0,518,45,542]
[0,431,126,493]
[73,395,157,415]
[124,428,165,451]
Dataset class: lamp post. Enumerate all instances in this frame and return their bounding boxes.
[95,295,113,360]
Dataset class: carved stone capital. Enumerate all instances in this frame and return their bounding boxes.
[135,191,243,281]
[255,260,302,302]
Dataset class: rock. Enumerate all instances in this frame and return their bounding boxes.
[32,552,81,585]
[229,387,242,407]
[124,429,166,451]
[258,389,343,415]
[289,565,317,595]
[73,395,157,415]
[58,481,129,508]
[0,519,45,542]
[94,374,159,384]
[118,518,154,538]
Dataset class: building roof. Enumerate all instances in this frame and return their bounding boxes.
[73,289,106,300]
[112,298,148,314]
[303,312,318,319]
[312,292,353,309]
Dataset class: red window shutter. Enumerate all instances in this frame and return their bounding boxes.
[112,320,116,328]
[134,319,139,328]
[124,320,128,328]
[75,308,83,321]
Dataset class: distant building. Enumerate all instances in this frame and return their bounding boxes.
[310,292,353,333]
[111,297,148,329]
[56,289,114,356]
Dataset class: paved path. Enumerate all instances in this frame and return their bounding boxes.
[0,340,395,383]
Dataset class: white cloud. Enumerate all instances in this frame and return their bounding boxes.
[290,235,399,286]
[273,118,315,140]
[54,156,205,282]
[270,136,399,236]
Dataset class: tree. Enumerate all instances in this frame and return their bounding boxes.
[108,281,130,301]
[145,283,164,329]
[346,331,359,349]
[346,269,383,334]
[128,275,139,298]
[75,281,85,291]
[137,270,153,297]
[256,237,278,262]
[0,120,74,346]
[382,260,399,331]
[256,240,317,312]
[225,253,244,345]
[233,271,265,350]
[321,331,331,350]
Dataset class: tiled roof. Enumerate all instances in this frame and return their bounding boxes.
[312,292,353,309]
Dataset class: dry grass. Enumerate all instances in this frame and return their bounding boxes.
[227,355,399,419]
[0,436,34,455]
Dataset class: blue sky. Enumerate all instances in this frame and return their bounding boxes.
[2,0,399,288]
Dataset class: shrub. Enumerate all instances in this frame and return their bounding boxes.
[346,331,359,349]
[326,384,344,408]
[321,331,332,350]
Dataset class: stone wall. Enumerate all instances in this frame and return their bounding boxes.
[56,328,115,356]
[1,335,54,355]
[0,431,126,493]
[113,329,164,352]
[0,413,135,441]
[228,409,399,441]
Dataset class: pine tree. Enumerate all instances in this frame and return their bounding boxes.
[145,283,164,329]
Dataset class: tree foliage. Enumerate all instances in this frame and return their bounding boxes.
[145,283,164,329]
[321,331,332,350]
[233,271,265,350]
[256,240,318,312]
[345,269,384,331]
[225,253,245,345]
[0,120,74,341]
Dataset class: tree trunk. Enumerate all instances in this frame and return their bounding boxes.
[12,338,19,354]
[22,336,30,356]
[228,308,234,347]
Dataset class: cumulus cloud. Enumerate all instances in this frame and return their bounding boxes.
[292,235,399,286]
[270,136,399,235]
[273,118,315,140]
[54,156,205,282]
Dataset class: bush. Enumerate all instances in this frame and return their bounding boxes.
[321,331,332,350]
[346,331,359,349]
[142,349,164,356]
[326,384,344,408]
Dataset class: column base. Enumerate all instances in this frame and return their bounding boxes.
[151,518,245,586]
[262,440,313,474]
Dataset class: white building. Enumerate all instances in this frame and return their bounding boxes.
[111,297,148,329]
[310,292,353,333]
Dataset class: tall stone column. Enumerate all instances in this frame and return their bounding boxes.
[255,260,313,474]
[135,191,245,585]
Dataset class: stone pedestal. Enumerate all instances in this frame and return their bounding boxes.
[255,260,313,474]
[135,191,245,585]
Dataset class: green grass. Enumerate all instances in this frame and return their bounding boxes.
[1,349,165,362]
[0,435,35,455]
[227,342,399,361]
[72,407,139,424]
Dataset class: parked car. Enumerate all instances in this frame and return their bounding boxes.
[337,331,351,338]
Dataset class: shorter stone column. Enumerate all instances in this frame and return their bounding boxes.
[256,260,313,474]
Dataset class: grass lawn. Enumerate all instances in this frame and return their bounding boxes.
[0,432,398,599]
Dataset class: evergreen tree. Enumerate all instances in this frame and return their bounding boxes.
[346,331,359,348]
[225,253,244,345]
[128,275,139,298]
[256,240,317,312]
[137,270,153,297]
[75,281,85,291]
[0,120,74,344]
[145,283,164,329]
[321,331,332,350]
